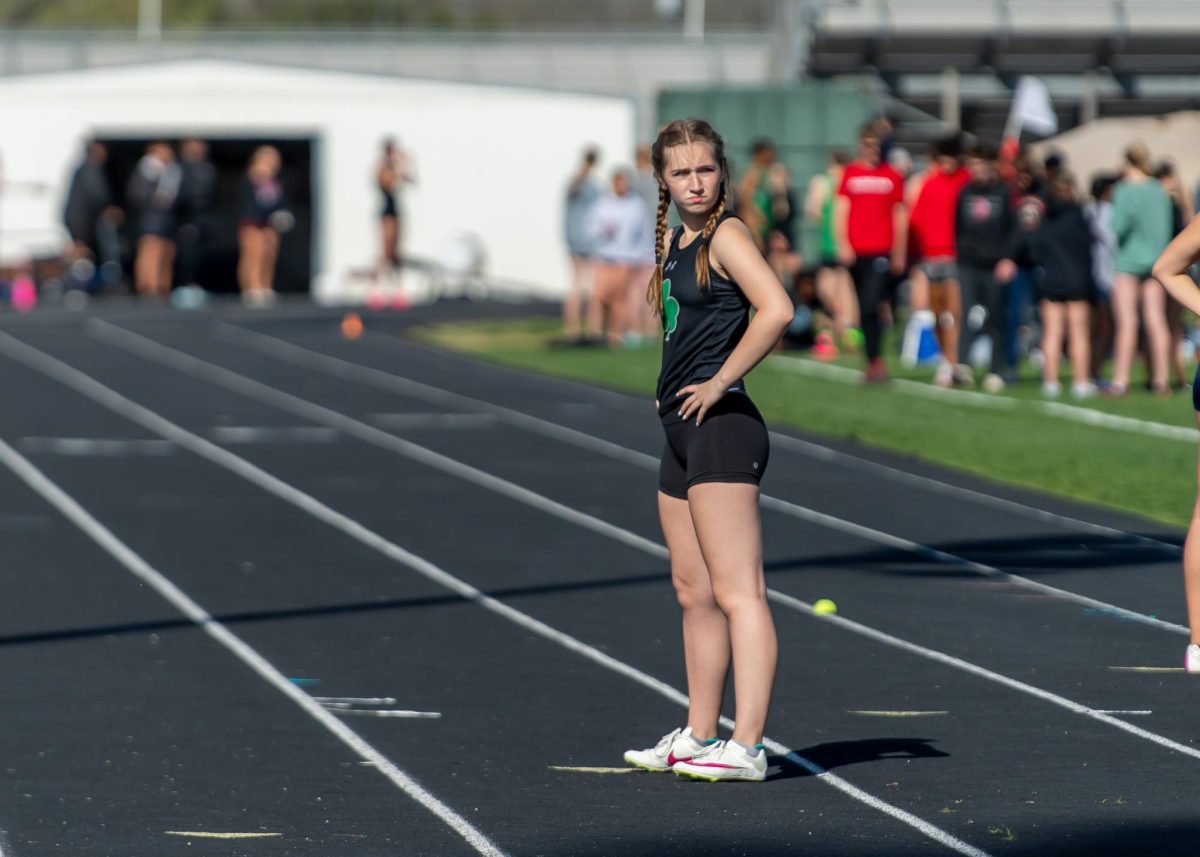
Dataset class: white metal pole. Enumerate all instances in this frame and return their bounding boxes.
[683,0,705,41]
[138,0,162,41]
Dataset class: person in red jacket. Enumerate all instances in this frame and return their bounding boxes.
[908,135,971,386]
[837,123,907,382]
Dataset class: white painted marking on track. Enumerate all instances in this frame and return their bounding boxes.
[82,324,1200,772]
[1096,710,1153,716]
[17,326,992,857]
[209,426,339,444]
[1108,666,1185,673]
[166,831,281,839]
[848,710,948,717]
[313,696,398,706]
[331,709,442,719]
[0,402,505,856]
[369,412,498,429]
[18,436,175,456]
[548,766,639,775]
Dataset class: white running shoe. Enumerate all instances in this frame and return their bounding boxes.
[1187,644,1200,674]
[1041,381,1062,399]
[933,359,953,388]
[982,373,1005,393]
[673,740,768,782]
[1070,381,1098,400]
[624,726,710,773]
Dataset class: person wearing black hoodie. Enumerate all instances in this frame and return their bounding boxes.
[956,143,1017,391]
[1016,172,1096,399]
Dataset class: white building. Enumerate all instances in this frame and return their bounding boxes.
[0,58,636,301]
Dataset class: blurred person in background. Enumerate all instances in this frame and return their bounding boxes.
[736,138,777,250]
[377,137,414,276]
[562,147,601,344]
[126,141,181,299]
[1086,173,1119,387]
[238,145,288,308]
[837,122,907,383]
[765,162,797,253]
[63,139,122,289]
[805,148,859,351]
[176,138,215,291]
[1111,142,1173,396]
[907,134,970,388]
[1148,215,1200,673]
[1003,152,1044,371]
[585,167,649,347]
[955,141,1017,392]
[1156,160,1193,389]
[1017,172,1095,399]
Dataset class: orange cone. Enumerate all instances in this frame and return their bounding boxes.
[341,312,364,340]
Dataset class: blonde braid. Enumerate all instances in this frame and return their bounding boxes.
[694,171,729,290]
[646,185,671,316]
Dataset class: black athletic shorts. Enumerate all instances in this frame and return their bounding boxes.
[1192,363,1200,413]
[658,393,769,499]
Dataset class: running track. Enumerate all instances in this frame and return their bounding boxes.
[0,300,1195,856]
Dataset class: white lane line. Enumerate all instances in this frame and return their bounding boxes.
[0,440,503,857]
[848,711,949,718]
[213,321,1185,612]
[1096,711,1153,716]
[165,831,282,839]
[209,426,339,444]
[0,333,989,857]
[331,709,443,719]
[78,325,1200,768]
[770,353,1200,441]
[369,413,498,430]
[314,696,399,706]
[18,436,175,456]
[548,766,639,775]
[1108,666,1185,673]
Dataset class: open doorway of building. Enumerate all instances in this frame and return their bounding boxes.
[97,136,314,294]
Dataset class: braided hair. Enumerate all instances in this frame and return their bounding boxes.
[645,118,731,317]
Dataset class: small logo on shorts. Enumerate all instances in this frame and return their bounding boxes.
[752,462,759,470]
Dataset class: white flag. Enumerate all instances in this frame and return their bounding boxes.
[1005,76,1058,139]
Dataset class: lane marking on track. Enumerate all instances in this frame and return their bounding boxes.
[166,832,281,839]
[209,426,339,444]
[1108,666,1185,673]
[15,327,993,857]
[83,323,1200,773]
[314,696,399,705]
[1096,710,1153,716]
[548,766,639,775]
[369,413,498,430]
[848,710,948,717]
[18,436,175,456]
[331,709,442,719]
[212,321,1186,628]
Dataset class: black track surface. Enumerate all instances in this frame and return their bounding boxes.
[0,299,1195,857]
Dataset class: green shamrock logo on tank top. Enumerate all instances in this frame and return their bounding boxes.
[662,279,680,340]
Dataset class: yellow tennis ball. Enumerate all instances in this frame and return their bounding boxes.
[813,598,838,615]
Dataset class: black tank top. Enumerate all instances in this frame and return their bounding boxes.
[656,212,751,417]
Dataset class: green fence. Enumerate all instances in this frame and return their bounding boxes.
[656,81,878,261]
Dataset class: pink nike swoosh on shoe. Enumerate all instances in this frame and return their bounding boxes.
[666,752,695,766]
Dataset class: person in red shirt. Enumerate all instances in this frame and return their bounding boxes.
[837,123,907,381]
[907,135,971,386]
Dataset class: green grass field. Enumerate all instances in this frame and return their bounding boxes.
[413,317,1198,528]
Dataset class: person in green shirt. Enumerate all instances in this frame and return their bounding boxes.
[1110,142,1174,395]
[804,148,860,351]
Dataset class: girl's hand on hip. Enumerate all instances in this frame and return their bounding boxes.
[675,378,729,426]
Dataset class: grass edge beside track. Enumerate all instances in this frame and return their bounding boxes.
[410,317,1195,529]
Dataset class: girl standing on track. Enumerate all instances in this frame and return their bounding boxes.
[1152,218,1200,671]
[622,118,793,782]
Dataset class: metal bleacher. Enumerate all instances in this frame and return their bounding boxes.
[805,0,1200,144]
